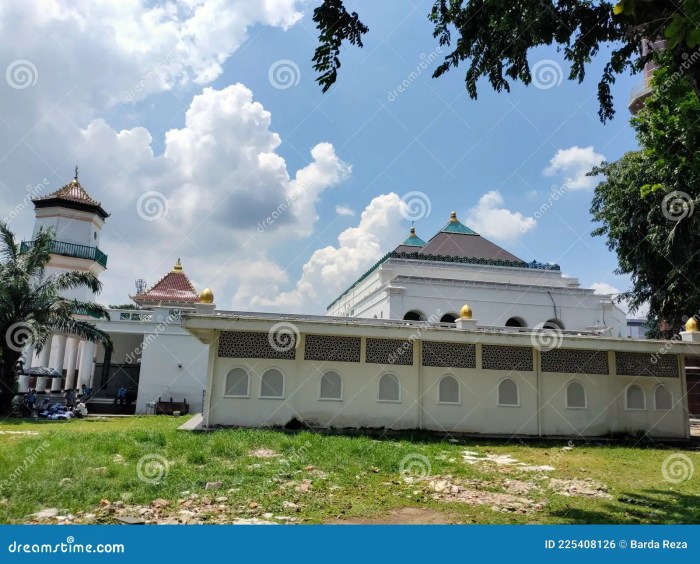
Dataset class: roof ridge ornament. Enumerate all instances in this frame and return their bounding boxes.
[450,211,458,222]
[173,258,183,272]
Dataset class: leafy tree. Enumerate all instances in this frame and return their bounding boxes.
[0,223,111,410]
[313,0,700,121]
[590,56,700,336]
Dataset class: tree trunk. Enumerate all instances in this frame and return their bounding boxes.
[0,350,21,412]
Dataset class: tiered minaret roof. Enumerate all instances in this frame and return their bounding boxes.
[32,168,109,219]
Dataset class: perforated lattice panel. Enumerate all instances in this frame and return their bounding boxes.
[217,331,296,360]
[304,334,361,363]
[541,348,609,375]
[482,345,533,371]
[422,341,476,368]
[616,352,678,378]
[366,338,413,365]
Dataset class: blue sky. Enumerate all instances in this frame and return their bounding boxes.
[0,1,643,313]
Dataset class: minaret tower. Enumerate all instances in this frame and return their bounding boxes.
[26,166,109,302]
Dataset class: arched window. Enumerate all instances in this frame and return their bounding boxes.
[625,384,645,410]
[403,310,426,321]
[378,374,400,402]
[320,371,342,400]
[440,313,457,323]
[438,375,459,404]
[566,381,586,409]
[224,367,249,397]
[498,378,519,406]
[260,368,284,399]
[543,318,565,330]
[505,317,526,328]
[654,385,673,411]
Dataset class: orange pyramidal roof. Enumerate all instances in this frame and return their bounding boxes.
[33,168,109,219]
[131,259,199,305]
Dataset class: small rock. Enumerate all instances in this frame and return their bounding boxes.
[227,488,240,494]
[371,467,380,473]
[282,501,299,510]
[304,465,315,471]
[205,481,222,490]
[180,490,191,496]
[84,513,96,521]
[151,499,169,508]
[263,512,274,519]
[201,497,212,505]
[215,496,228,503]
[33,508,59,519]
[113,501,125,509]
[99,499,111,507]
[248,501,259,509]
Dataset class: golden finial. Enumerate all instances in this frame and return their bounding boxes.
[685,317,698,332]
[450,211,458,223]
[200,288,214,304]
[71,165,79,184]
[410,226,416,237]
[173,258,183,272]
[459,304,473,319]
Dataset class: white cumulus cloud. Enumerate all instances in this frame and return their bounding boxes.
[543,146,605,190]
[465,191,535,241]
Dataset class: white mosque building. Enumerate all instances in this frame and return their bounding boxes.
[14,173,697,436]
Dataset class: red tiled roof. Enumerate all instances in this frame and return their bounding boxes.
[33,176,109,219]
[132,262,199,304]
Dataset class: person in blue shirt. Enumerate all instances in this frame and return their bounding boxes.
[114,385,127,407]
[26,389,36,412]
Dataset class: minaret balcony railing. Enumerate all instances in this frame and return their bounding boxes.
[19,240,108,268]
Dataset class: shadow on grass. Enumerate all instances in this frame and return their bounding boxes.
[551,489,700,524]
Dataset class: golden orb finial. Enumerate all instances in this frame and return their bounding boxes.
[685,317,698,332]
[410,226,416,236]
[173,258,183,272]
[450,211,458,223]
[200,288,214,304]
[459,304,473,319]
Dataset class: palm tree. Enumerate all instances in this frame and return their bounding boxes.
[0,222,112,411]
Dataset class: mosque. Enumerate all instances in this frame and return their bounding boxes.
[14,173,698,437]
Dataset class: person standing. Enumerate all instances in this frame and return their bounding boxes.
[65,388,76,409]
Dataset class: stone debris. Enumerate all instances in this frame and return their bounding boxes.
[0,430,39,435]
[549,478,611,499]
[32,508,59,519]
[462,451,554,472]
[205,481,222,490]
[426,477,542,514]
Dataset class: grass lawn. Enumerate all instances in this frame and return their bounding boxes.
[0,415,698,524]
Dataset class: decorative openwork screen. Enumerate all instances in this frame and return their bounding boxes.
[541,348,609,375]
[482,345,533,371]
[422,341,476,368]
[304,334,361,363]
[217,331,297,360]
[615,352,678,378]
[366,338,413,366]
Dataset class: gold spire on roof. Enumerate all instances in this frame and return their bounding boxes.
[200,288,214,304]
[409,226,416,237]
[71,165,79,184]
[450,211,458,222]
[173,258,183,272]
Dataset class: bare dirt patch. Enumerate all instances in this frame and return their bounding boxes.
[426,477,545,514]
[249,448,280,458]
[548,478,611,499]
